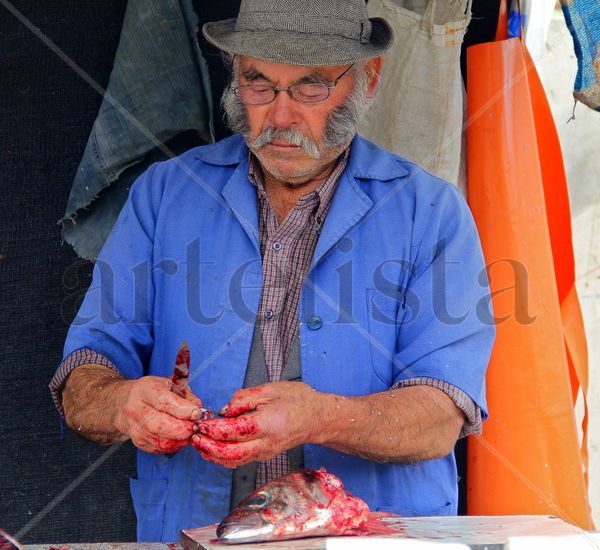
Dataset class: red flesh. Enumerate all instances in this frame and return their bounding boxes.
[170,341,190,398]
[149,435,186,454]
[193,436,253,463]
[198,416,259,440]
[220,468,372,542]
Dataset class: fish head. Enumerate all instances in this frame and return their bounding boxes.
[217,469,336,544]
[216,489,278,543]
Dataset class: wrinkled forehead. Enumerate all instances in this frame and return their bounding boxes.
[238,55,350,83]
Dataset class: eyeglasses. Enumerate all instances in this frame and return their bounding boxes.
[234,64,354,105]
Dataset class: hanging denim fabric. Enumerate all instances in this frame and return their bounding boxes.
[560,0,600,112]
[359,0,471,189]
[61,0,214,260]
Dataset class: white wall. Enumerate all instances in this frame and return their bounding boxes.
[536,11,600,526]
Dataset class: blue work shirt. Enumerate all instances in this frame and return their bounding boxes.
[62,134,494,542]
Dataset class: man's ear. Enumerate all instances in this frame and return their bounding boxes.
[366,56,384,98]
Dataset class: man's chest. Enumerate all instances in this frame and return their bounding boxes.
[146,200,415,411]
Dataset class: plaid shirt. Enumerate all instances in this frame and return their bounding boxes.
[249,150,348,485]
[250,152,348,382]
[50,149,481,486]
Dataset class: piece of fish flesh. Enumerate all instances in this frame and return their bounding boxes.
[217,468,370,544]
[170,340,216,421]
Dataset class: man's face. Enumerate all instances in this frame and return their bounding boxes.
[223,55,380,187]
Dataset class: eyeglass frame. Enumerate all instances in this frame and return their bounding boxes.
[232,63,355,105]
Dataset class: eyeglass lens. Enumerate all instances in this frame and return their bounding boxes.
[237,83,330,105]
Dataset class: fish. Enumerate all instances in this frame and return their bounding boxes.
[217,468,370,544]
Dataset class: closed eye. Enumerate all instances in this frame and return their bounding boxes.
[295,72,329,86]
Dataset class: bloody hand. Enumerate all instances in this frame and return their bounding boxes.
[113,375,204,454]
[190,381,324,468]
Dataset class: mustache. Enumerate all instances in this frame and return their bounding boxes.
[249,127,321,159]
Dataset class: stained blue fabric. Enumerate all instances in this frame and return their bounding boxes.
[561,0,600,111]
[61,0,214,260]
[60,134,494,542]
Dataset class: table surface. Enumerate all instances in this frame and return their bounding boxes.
[23,515,588,550]
[180,515,585,550]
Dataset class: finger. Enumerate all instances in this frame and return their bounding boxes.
[191,434,264,467]
[197,415,259,442]
[132,434,189,455]
[193,446,240,469]
[148,435,189,454]
[185,387,204,409]
[141,405,198,440]
[219,387,267,417]
[142,385,201,421]
[192,438,254,468]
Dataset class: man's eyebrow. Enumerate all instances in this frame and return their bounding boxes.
[241,67,271,82]
[294,71,329,85]
[240,68,331,85]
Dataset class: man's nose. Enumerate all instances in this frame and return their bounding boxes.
[267,90,299,128]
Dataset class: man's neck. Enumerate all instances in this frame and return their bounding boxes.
[260,157,339,224]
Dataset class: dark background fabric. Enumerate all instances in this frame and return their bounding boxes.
[0,0,496,543]
[0,1,243,544]
[0,1,137,543]
[461,0,502,82]
[194,0,243,140]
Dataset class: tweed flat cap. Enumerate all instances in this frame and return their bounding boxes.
[202,0,394,66]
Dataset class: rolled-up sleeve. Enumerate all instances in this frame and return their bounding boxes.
[49,164,163,414]
[49,348,118,417]
[393,377,482,437]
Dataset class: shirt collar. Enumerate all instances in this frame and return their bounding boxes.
[248,148,349,215]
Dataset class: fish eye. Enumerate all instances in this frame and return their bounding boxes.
[245,492,270,508]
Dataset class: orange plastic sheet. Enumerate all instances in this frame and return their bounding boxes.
[495,0,509,41]
[526,49,590,450]
[465,33,593,529]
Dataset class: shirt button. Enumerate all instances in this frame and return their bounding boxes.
[265,309,274,319]
[307,316,323,330]
[273,241,282,251]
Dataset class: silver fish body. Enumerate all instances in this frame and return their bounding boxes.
[217,468,369,544]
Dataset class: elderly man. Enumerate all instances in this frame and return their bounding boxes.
[51,0,494,543]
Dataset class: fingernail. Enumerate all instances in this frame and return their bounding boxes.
[190,409,201,421]
[218,407,228,416]
[193,423,199,433]
[197,422,208,434]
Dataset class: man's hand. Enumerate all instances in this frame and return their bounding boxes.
[190,382,465,468]
[191,381,322,468]
[62,364,203,452]
[113,376,203,454]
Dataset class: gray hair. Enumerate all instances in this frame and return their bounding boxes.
[221,58,378,156]
[322,60,376,150]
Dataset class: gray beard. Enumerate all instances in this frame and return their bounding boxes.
[221,66,374,156]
